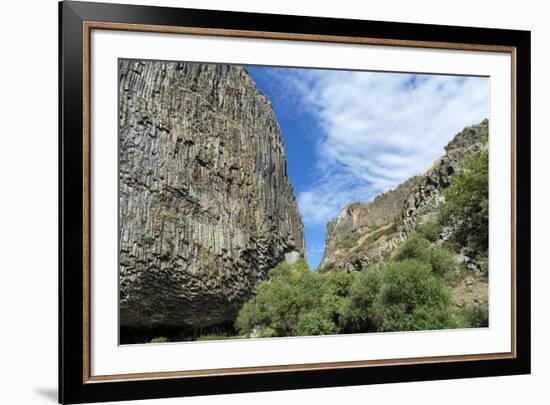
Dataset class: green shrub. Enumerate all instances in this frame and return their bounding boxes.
[393,234,457,276]
[234,300,261,336]
[323,271,353,296]
[376,260,457,332]
[252,326,278,338]
[295,271,326,311]
[235,259,355,337]
[428,246,457,276]
[295,310,338,336]
[235,259,310,337]
[416,220,442,242]
[318,272,353,328]
[256,279,300,336]
[317,262,336,274]
[440,148,489,254]
[393,234,431,262]
[339,270,382,333]
[269,258,310,281]
[235,249,462,338]
[461,304,489,328]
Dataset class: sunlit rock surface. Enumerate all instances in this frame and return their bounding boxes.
[118,60,305,332]
[320,120,488,272]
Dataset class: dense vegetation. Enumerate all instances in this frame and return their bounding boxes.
[233,146,489,338]
[234,237,476,337]
[440,147,489,258]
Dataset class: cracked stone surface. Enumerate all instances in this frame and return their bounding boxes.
[118,60,305,331]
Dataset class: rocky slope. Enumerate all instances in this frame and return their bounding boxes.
[319,119,488,272]
[118,60,305,336]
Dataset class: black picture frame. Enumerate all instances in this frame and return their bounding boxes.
[59,1,531,403]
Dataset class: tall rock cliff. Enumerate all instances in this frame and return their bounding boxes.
[320,120,488,272]
[118,60,305,334]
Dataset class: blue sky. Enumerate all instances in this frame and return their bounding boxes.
[246,66,489,270]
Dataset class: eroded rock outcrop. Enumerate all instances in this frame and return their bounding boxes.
[320,119,488,272]
[118,60,305,333]
[319,177,420,271]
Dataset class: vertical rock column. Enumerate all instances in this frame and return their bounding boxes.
[118,60,305,332]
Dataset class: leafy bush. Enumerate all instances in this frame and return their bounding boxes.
[269,258,311,281]
[393,234,456,276]
[440,148,489,254]
[393,234,431,262]
[251,326,278,338]
[237,278,301,337]
[317,262,336,274]
[339,270,382,333]
[461,303,489,328]
[428,246,457,276]
[295,310,338,336]
[376,260,457,332]
[235,259,312,337]
[235,260,353,337]
[416,220,442,242]
[319,271,353,321]
[236,247,461,338]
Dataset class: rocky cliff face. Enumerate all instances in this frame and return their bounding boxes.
[320,177,420,271]
[320,120,488,272]
[118,60,305,334]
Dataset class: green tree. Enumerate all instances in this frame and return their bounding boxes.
[393,234,431,262]
[319,271,353,325]
[269,258,311,281]
[416,220,442,242]
[236,249,462,338]
[460,303,489,328]
[376,260,457,332]
[440,148,489,254]
[235,259,313,337]
[235,260,354,337]
[339,269,382,333]
[295,310,338,336]
[427,245,457,277]
[393,234,457,277]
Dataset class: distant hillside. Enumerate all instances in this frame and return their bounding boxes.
[319,119,489,273]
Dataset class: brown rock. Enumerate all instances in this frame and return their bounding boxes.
[319,120,489,272]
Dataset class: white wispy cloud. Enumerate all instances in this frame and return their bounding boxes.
[266,68,488,227]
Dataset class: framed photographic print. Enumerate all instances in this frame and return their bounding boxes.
[59,1,531,403]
